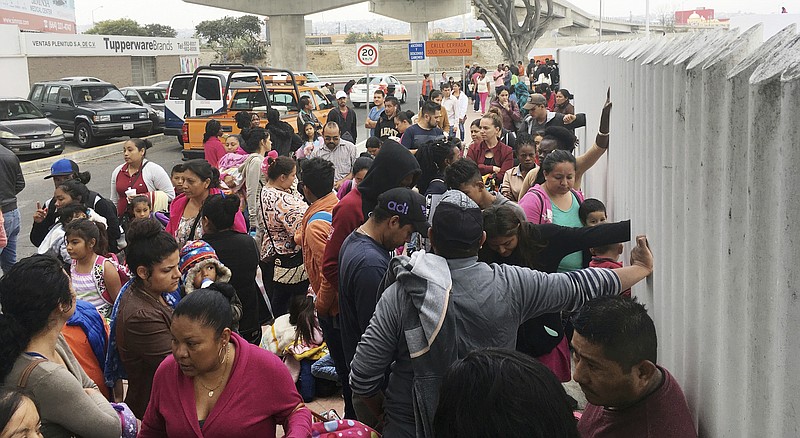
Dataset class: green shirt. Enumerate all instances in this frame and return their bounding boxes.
[551,192,584,272]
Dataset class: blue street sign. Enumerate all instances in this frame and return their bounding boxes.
[408,42,425,61]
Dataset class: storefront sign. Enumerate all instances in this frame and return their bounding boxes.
[24,33,200,57]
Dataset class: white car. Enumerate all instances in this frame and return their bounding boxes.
[295,71,328,92]
[349,75,407,107]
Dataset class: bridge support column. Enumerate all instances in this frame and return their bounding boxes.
[268,15,307,70]
[411,21,435,74]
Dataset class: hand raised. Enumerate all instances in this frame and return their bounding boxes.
[629,235,653,275]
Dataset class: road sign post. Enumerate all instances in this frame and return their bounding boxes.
[357,43,379,105]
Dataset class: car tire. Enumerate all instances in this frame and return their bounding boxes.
[353,102,362,108]
[177,135,184,146]
[75,122,95,148]
[400,91,407,103]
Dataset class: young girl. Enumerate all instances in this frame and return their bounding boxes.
[37,202,91,265]
[261,293,326,402]
[65,218,123,316]
[296,122,322,159]
[127,195,169,227]
[336,156,373,200]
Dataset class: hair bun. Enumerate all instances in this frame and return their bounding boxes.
[126,217,163,241]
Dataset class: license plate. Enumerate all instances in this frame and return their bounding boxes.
[198,109,212,116]
[123,123,134,130]
[31,141,45,149]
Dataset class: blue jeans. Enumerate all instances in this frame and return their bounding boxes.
[0,209,20,274]
[458,121,465,141]
[298,359,316,402]
[311,354,339,381]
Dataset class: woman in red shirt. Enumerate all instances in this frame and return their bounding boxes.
[203,120,226,168]
[111,138,175,218]
[466,114,514,183]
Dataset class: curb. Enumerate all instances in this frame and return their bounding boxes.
[20,134,171,176]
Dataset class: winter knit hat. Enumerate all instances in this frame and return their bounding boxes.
[179,240,232,293]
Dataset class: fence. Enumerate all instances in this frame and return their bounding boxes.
[559,25,800,437]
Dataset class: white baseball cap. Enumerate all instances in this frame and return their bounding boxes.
[336,91,347,99]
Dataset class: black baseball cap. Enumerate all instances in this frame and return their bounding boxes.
[375,187,429,235]
[431,190,484,250]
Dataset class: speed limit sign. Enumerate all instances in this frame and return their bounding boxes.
[356,43,379,67]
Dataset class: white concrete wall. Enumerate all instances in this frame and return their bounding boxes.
[560,25,800,437]
[0,24,29,98]
[730,14,800,41]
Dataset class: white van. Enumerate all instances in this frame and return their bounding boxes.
[164,70,257,143]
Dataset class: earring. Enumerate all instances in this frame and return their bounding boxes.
[218,344,228,364]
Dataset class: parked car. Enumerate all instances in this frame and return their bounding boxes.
[151,81,170,89]
[60,76,103,82]
[295,71,327,92]
[349,75,407,107]
[0,98,64,157]
[27,80,152,148]
[120,86,166,133]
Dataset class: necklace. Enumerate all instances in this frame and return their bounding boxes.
[197,344,229,398]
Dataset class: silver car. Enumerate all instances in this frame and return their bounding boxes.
[120,87,166,133]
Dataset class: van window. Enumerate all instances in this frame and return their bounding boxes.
[168,77,191,100]
[30,85,45,102]
[195,77,221,100]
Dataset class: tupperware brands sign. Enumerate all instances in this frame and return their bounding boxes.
[24,33,200,57]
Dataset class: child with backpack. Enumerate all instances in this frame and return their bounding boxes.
[261,293,326,402]
[126,195,169,227]
[65,218,129,316]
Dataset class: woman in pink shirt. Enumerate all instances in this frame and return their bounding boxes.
[203,120,226,168]
[140,284,311,438]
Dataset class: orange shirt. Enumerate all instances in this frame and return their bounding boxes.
[62,324,111,400]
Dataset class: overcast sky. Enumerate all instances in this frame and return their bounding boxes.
[75,0,789,29]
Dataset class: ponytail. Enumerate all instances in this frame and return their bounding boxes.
[289,294,319,346]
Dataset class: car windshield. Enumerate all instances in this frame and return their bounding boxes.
[140,89,166,104]
[73,86,126,103]
[356,77,382,85]
[302,72,320,82]
[0,101,45,121]
[230,91,268,111]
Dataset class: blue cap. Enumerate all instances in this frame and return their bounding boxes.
[44,159,78,179]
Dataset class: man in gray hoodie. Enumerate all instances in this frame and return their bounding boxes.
[349,190,654,438]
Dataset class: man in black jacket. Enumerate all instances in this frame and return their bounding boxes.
[0,143,25,273]
[521,93,586,135]
[328,90,358,143]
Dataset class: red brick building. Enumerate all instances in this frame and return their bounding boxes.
[675,8,715,25]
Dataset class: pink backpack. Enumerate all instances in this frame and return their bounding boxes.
[91,254,131,304]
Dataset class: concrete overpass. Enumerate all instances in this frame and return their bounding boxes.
[184,0,666,69]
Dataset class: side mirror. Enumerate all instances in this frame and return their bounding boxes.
[44,112,52,117]
[132,100,142,105]
[60,97,72,105]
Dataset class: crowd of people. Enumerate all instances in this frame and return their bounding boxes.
[0,56,699,438]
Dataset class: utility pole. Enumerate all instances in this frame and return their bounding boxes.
[598,0,603,41]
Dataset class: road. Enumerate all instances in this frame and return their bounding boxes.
[13,79,425,260]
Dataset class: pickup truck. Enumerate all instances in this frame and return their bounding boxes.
[28,80,152,148]
[180,65,333,159]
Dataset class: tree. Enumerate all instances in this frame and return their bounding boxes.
[473,0,554,63]
[85,18,146,36]
[144,23,177,38]
[196,15,263,61]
